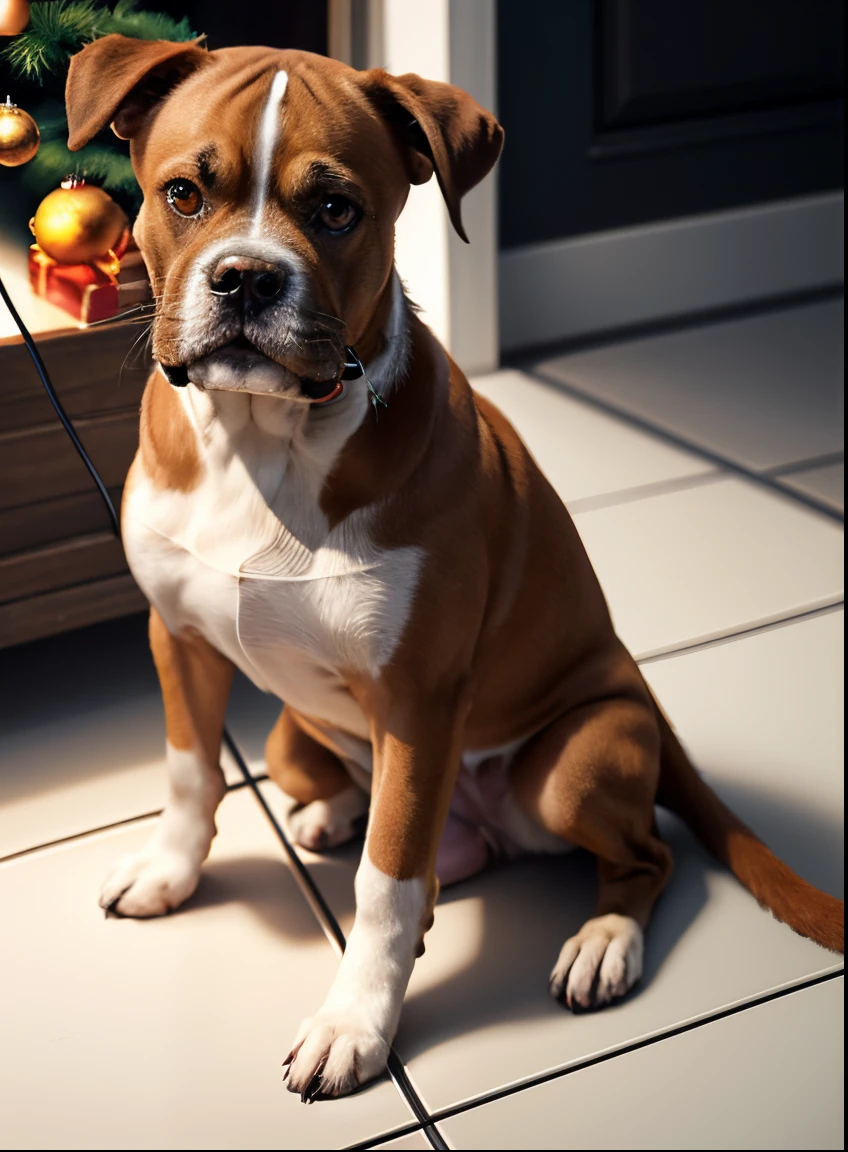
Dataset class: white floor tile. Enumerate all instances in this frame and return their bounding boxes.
[535,300,844,472]
[642,609,844,899]
[778,460,844,513]
[440,978,844,1150]
[0,788,410,1150]
[0,616,245,860]
[573,478,843,659]
[263,612,843,1113]
[367,1131,432,1149]
[470,370,712,508]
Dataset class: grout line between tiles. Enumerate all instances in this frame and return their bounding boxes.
[425,970,845,1128]
[344,1122,425,1150]
[773,482,844,518]
[0,808,162,865]
[504,283,844,369]
[356,1123,451,1151]
[0,773,269,865]
[765,450,845,479]
[636,599,844,666]
[522,366,845,524]
[566,469,723,516]
[223,728,449,1150]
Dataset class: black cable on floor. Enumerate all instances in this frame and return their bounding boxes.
[0,273,120,537]
[223,730,448,1149]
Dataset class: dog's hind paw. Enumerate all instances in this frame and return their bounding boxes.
[285,785,368,853]
[99,849,202,918]
[283,1011,389,1100]
[549,913,644,1010]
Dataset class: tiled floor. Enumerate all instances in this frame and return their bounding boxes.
[0,299,843,1150]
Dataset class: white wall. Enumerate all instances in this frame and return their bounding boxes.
[335,0,500,375]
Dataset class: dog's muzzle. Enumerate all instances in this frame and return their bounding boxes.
[162,346,364,405]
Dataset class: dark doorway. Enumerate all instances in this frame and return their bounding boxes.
[498,0,844,249]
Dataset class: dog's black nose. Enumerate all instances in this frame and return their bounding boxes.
[209,256,286,305]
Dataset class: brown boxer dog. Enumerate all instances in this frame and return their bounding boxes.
[65,36,843,1101]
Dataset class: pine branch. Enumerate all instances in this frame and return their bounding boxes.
[24,138,138,198]
[105,4,194,43]
[3,1,196,83]
[4,1,101,79]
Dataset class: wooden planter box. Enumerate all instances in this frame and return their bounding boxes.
[0,322,148,648]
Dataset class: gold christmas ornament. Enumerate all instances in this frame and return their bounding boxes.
[0,0,30,36]
[0,95,40,167]
[31,177,129,265]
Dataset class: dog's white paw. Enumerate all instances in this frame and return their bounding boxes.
[99,849,202,918]
[283,1011,389,1100]
[286,785,368,852]
[549,913,643,1010]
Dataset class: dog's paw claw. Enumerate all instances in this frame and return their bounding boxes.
[549,914,644,1011]
[103,887,133,918]
[302,1063,326,1104]
[99,849,201,918]
[284,1013,388,1100]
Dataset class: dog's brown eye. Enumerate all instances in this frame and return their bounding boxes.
[317,195,359,233]
[166,179,203,217]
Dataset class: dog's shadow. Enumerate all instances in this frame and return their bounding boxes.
[177,855,328,943]
[176,779,842,1065]
[396,779,843,1058]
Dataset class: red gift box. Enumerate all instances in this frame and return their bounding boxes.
[29,243,122,324]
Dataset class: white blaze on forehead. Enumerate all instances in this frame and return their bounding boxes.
[251,68,289,233]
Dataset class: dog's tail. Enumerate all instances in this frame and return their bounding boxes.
[655,703,844,954]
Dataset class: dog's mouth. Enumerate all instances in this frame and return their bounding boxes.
[162,335,347,405]
[221,333,263,357]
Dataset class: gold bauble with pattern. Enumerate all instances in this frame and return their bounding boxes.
[0,96,40,166]
[31,178,128,264]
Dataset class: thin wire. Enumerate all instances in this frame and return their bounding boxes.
[0,273,120,537]
[345,345,388,421]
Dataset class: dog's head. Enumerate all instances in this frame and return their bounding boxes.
[65,37,503,402]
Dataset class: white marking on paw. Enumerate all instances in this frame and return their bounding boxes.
[549,914,643,1010]
[283,1010,389,1100]
[99,744,225,917]
[285,852,426,1098]
[99,847,203,918]
[285,785,368,852]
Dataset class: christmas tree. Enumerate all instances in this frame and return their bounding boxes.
[1,1,198,233]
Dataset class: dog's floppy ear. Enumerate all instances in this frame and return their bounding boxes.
[66,34,209,151]
[361,69,503,243]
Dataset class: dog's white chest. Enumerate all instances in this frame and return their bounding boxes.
[123,390,422,733]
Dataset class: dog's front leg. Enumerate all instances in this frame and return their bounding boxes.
[284,685,469,1100]
[99,607,234,917]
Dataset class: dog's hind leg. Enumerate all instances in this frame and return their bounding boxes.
[99,607,233,917]
[265,707,369,851]
[510,694,673,1011]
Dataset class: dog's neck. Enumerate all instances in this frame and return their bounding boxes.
[353,267,412,398]
[141,266,450,536]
